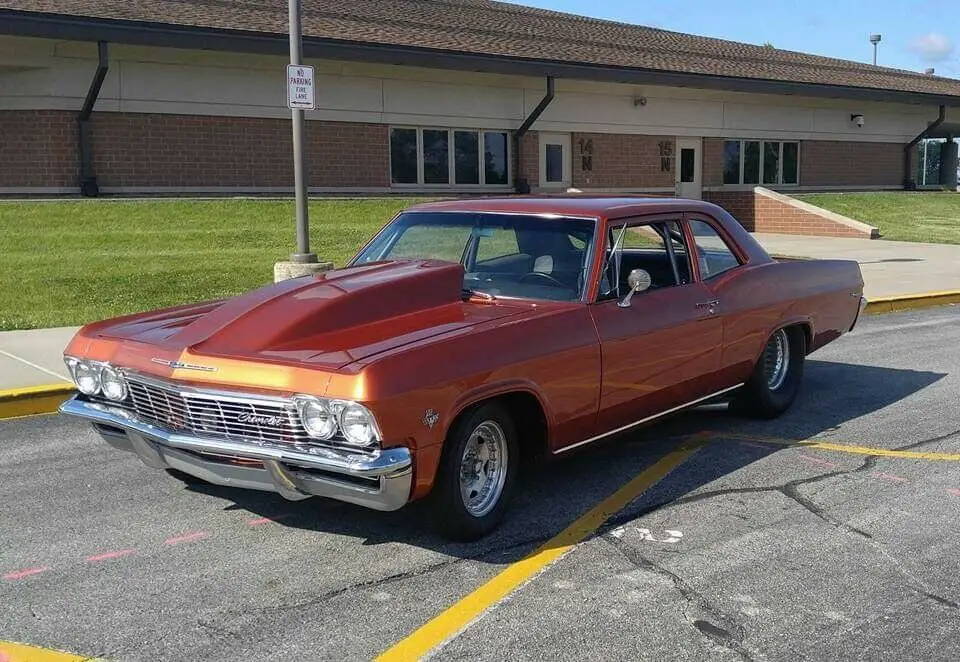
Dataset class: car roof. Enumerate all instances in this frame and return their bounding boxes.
[402,195,724,219]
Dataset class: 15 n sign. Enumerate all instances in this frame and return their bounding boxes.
[287,64,315,110]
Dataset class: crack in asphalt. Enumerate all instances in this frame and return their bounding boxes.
[601,532,758,662]
[607,455,878,541]
[895,427,960,453]
[918,590,960,611]
[608,424,960,538]
[196,618,242,640]
[221,533,554,618]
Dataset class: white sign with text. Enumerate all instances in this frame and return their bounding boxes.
[287,64,315,110]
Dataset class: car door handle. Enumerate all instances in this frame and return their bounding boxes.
[696,299,720,309]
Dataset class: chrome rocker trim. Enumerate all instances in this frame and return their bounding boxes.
[59,396,413,511]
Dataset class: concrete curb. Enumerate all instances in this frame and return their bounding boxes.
[0,384,75,420]
[864,291,960,314]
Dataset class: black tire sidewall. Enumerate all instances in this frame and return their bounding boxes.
[431,401,520,541]
[737,326,805,418]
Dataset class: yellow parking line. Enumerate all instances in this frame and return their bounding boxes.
[375,435,708,661]
[727,433,960,462]
[0,640,96,662]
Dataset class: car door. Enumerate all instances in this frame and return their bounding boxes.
[588,215,725,436]
[683,213,766,389]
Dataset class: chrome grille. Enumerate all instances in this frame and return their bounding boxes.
[102,373,312,444]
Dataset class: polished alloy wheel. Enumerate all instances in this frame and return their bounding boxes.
[763,328,790,391]
[459,420,508,517]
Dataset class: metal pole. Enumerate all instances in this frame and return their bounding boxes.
[289,0,316,263]
[872,45,876,65]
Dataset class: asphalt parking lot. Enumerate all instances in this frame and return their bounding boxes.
[2,305,958,662]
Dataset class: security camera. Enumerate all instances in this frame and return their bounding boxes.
[851,114,864,127]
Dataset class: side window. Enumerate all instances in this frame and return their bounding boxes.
[598,219,691,300]
[688,219,742,280]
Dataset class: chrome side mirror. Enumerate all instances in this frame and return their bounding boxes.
[618,268,652,308]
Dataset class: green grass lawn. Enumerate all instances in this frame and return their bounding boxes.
[0,198,435,331]
[793,191,960,245]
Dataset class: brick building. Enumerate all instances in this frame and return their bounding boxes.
[2,0,959,235]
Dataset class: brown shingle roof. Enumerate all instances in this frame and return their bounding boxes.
[4,0,960,100]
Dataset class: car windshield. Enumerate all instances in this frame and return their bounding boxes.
[351,211,597,302]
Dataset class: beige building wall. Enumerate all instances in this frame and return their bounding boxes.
[0,35,944,196]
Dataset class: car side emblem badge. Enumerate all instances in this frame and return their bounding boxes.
[151,357,217,372]
[422,409,439,429]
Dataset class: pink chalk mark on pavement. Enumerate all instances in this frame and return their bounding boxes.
[246,513,293,526]
[2,566,51,580]
[871,471,908,484]
[798,454,838,468]
[947,489,960,497]
[164,531,209,545]
[86,548,136,562]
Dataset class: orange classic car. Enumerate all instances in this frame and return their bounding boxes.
[59,197,867,540]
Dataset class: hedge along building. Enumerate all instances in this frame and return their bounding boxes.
[2,0,960,238]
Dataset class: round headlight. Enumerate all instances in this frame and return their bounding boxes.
[297,398,337,440]
[339,403,378,447]
[73,361,102,395]
[100,365,128,401]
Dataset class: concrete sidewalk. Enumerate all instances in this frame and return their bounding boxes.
[1,234,958,396]
[753,233,960,301]
[0,326,77,389]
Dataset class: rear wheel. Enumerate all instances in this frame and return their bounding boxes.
[731,325,805,419]
[430,402,519,541]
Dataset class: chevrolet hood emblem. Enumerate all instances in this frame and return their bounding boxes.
[151,358,217,372]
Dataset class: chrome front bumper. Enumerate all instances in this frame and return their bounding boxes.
[59,396,413,511]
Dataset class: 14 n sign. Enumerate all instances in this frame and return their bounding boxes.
[287,65,315,110]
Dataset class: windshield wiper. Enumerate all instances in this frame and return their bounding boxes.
[461,287,496,301]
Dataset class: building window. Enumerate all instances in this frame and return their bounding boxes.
[723,139,799,186]
[389,127,511,187]
[484,132,509,185]
[390,129,418,185]
[422,129,450,184]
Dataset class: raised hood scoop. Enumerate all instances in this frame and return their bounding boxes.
[97,259,519,371]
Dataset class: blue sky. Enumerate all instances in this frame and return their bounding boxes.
[506,0,958,77]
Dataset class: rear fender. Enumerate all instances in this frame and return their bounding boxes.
[755,315,813,362]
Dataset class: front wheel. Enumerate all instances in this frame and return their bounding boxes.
[731,325,806,419]
[430,402,519,541]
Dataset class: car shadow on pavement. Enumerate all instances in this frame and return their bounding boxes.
[180,359,945,562]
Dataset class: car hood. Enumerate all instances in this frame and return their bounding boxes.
[88,259,527,371]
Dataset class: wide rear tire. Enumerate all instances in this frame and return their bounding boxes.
[430,401,520,541]
[731,325,806,419]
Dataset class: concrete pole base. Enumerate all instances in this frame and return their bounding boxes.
[274,260,334,282]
